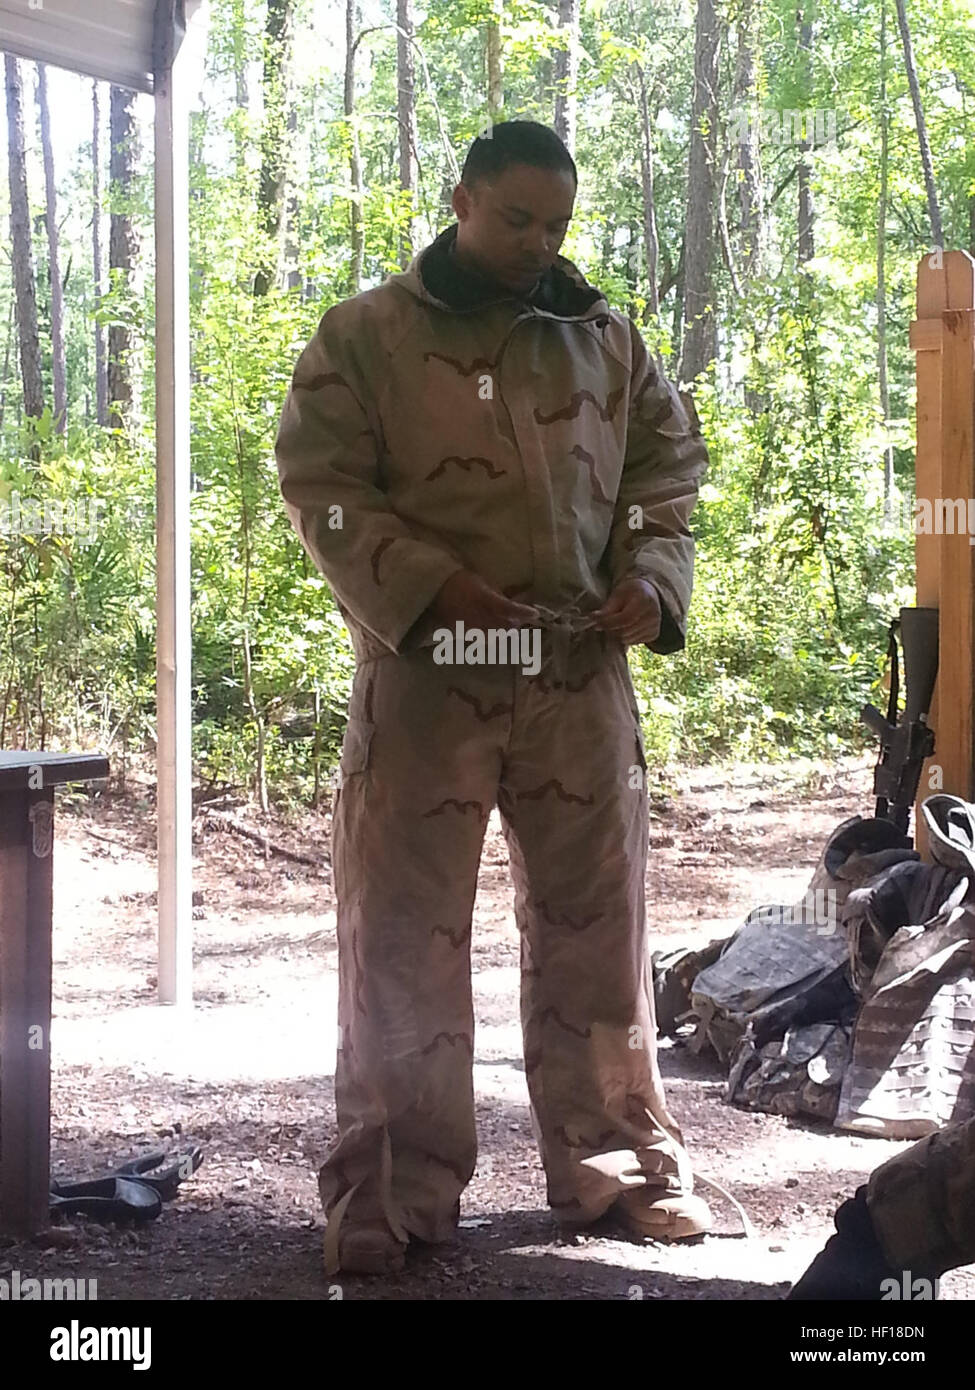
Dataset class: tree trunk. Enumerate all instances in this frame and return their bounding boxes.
[283,103,302,291]
[636,64,660,320]
[894,0,943,247]
[877,0,894,510]
[312,686,323,810]
[232,0,249,179]
[734,0,763,277]
[230,371,268,812]
[671,239,686,358]
[5,55,44,425]
[733,0,765,411]
[242,627,268,814]
[108,85,141,432]
[92,82,108,427]
[345,0,365,295]
[254,0,296,297]
[796,5,815,266]
[717,144,742,298]
[553,0,578,154]
[625,222,640,321]
[679,0,720,384]
[486,6,503,120]
[233,0,248,108]
[0,296,14,435]
[396,0,418,267]
[440,167,455,224]
[36,64,67,434]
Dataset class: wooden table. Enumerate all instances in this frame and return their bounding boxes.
[0,752,109,1237]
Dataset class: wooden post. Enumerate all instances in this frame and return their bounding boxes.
[910,251,975,848]
[0,786,53,1236]
[0,753,108,1237]
[155,7,200,1005]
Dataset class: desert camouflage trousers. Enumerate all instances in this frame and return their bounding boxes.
[867,1114,975,1277]
[319,626,695,1255]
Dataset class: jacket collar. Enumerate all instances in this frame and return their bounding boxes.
[390,221,609,323]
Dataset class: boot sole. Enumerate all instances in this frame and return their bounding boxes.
[618,1211,713,1241]
[328,1228,407,1276]
[615,1193,714,1242]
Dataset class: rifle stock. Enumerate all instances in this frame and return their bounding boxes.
[861,607,939,838]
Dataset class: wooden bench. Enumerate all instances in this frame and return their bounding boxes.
[0,752,109,1237]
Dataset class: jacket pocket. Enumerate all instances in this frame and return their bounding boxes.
[609,645,648,775]
[633,723,648,775]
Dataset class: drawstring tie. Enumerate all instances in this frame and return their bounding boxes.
[530,602,600,685]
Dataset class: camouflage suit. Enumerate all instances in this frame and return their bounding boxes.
[275,222,709,1264]
[867,1117,975,1277]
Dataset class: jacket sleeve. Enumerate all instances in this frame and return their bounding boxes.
[275,306,466,654]
[607,319,710,655]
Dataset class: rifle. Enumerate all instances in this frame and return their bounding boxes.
[861,607,939,840]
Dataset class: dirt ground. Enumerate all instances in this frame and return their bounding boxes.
[3,754,973,1301]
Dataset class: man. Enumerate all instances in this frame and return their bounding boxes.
[788,1100,975,1300]
[275,120,711,1276]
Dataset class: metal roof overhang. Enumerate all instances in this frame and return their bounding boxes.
[0,0,201,92]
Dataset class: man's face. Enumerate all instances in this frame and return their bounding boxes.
[451,163,576,293]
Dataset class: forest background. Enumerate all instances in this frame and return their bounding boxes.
[2,0,972,810]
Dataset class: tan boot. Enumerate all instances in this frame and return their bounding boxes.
[330,1219,407,1275]
[614,1187,714,1241]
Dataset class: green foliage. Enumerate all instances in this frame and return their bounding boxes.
[631,262,916,764]
[0,0,970,801]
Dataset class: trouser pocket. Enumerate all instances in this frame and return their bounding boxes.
[337,714,375,787]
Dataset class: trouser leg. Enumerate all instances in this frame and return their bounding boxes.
[497,632,691,1225]
[867,1114,975,1277]
[321,652,506,1243]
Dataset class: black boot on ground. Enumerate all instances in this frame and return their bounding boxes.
[786,1186,905,1301]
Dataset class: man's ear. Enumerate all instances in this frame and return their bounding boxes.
[452,181,472,221]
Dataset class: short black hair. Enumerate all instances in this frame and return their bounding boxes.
[461,120,578,190]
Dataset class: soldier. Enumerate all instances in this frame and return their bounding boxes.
[787,1115,975,1299]
[275,121,711,1275]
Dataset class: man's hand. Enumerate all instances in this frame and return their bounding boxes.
[427,570,540,630]
[594,578,662,647]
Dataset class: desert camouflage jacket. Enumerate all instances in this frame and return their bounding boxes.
[275,221,709,663]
